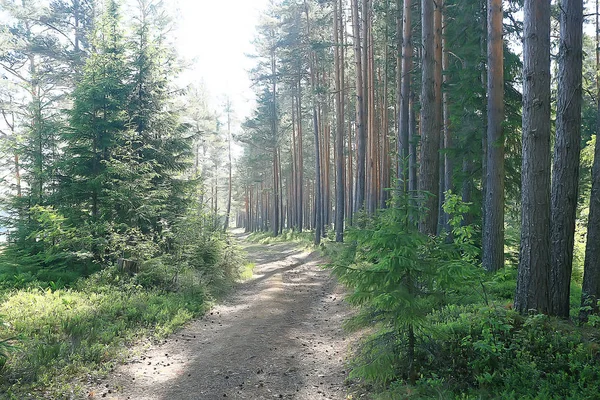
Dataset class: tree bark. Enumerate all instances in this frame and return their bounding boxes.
[441,4,452,231]
[352,0,366,212]
[580,0,600,321]
[398,0,412,194]
[272,77,279,236]
[418,0,440,235]
[549,0,583,317]
[482,0,505,272]
[515,0,551,314]
[297,79,304,232]
[224,101,233,231]
[334,0,345,242]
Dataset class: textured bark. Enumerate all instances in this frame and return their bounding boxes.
[550,0,583,317]
[334,0,345,242]
[408,91,417,194]
[271,47,279,237]
[313,109,323,245]
[304,0,322,245]
[398,0,411,193]
[434,0,443,233]
[297,80,304,232]
[351,0,366,212]
[482,0,505,272]
[515,0,551,314]
[441,6,451,231]
[290,93,298,230]
[581,0,600,321]
[418,0,440,235]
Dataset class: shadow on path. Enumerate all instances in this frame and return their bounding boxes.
[95,231,353,400]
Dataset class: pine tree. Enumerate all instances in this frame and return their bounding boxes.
[58,0,131,260]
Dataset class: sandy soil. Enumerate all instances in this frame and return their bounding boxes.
[87,231,356,400]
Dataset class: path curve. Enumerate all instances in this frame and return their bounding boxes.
[89,230,354,400]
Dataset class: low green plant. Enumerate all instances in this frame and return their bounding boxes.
[331,193,480,386]
[0,216,245,398]
[248,229,314,246]
[334,192,600,399]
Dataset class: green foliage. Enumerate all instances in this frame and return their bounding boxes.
[335,193,600,399]
[331,194,480,385]
[248,229,314,246]
[0,281,206,397]
[0,223,244,398]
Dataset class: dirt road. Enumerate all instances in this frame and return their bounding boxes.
[90,232,354,400]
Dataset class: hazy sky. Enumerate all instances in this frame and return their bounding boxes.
[171,0,269,123]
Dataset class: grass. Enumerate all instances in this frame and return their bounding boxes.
[0,234,247,399]
[239,262,256,281]
[248,229,315,247]
[0,269,210,399]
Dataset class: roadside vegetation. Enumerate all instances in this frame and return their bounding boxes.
[322,193,600,399]
[0,217,244,399]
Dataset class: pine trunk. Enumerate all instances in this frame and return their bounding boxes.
[550,0,583,317]
[515,0,552,314]
[334,0,345,242]
[482,0,505,272]
[418,0,440,235]
[352,0,366,212]
[580,0,600,321]
[398,0,411,194]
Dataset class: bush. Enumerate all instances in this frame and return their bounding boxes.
[0,218,244,398]
[333,194,600,399]
[331,194,480,385]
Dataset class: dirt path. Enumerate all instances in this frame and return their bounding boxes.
[90,231,355,400]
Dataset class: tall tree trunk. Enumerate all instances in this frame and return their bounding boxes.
[441,4,452,231]
[515,0,551,314]
[581,0,600,321]
[305,0,322,244]
[271,45,279,237]
[347,121,354,225]
[550,0,583,317]
[224,101,233,231]
[408,91,417,193]
[418,0,440,235]
[352,0,366,212]
[291,92,298,230]
[363,0,372,215]
[398,0,411,194]
[482,0,505,272]
[480,0,488,241]
[334,0,345,242]
[297,79,304,232]
[434,0,443,233]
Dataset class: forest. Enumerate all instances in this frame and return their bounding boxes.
[0,0,600,398]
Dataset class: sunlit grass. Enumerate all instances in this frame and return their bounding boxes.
[239,262,255,281]
[0,265,213,399]
[248,229,316,247]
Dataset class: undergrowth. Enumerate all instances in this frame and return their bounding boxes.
[327,193,600,399]
[0,229,245,399]
[248,229,314,247]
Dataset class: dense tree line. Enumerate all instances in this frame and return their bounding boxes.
[237,0,600,320]
[0,0,226,282]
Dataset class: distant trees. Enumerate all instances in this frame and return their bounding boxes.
[237,0,522,246]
